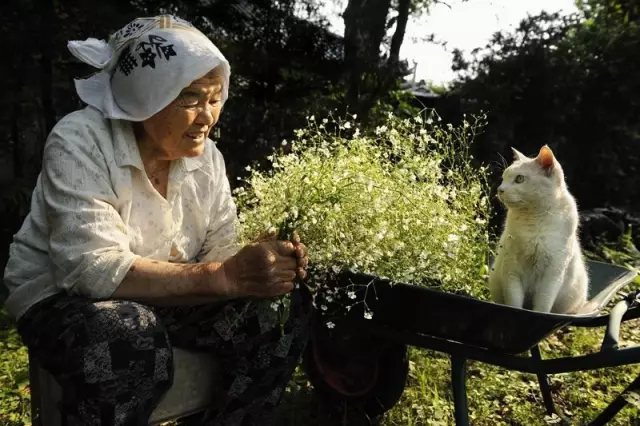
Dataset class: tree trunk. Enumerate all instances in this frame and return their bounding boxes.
[388,0,411,65]
[343,0,391,117]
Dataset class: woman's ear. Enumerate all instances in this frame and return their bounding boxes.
[535,145,555,176]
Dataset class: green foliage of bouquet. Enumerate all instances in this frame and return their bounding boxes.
[234,111,492,306]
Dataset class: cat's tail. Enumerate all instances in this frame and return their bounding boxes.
[576,299,602,315]
[576,271,637,315]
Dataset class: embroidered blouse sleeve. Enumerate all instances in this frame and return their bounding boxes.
[42,116,138,298]
[197,145,239,263]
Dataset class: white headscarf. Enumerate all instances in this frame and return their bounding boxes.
[68,15,230,121]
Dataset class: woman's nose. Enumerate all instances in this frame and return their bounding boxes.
[196,107,215,126]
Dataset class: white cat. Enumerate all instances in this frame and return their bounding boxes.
[488,145,588,314]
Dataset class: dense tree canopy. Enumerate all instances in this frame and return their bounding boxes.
[451,0,640,212]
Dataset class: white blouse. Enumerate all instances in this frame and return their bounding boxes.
[3,106,238,319]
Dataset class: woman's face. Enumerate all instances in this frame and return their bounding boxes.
[137,70,225,160]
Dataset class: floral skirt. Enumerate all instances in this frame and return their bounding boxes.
[18,289,311,426]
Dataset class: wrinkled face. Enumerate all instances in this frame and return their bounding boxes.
[497,148,563,209]
[136,69,225,160]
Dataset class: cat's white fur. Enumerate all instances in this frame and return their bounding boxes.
[488,145,588,313]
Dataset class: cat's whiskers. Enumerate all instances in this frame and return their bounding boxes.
[495,153,508,170]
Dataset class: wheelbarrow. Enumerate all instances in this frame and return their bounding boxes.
[304,260,639,425]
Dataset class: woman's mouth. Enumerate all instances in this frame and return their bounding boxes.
[186,132,205,142]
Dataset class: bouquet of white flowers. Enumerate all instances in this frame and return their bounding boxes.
[234,111,492,324]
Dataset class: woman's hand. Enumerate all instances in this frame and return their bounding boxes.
[221,231,309,298]
[291,231,309,281]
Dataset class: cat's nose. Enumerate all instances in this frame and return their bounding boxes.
[497,186,505,194]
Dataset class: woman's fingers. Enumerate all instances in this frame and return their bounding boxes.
[261,236,306,260]
[274,240,296,256]
[273,250,307,278]
[260,280,294,297]
[239,236,309,298]
[294,242,308,269]
[272,268,297,283]
[296,267,307,280]
[276,281,295,294]
[289,236,309,278]
[296,254,308,269]
[275,256,298,271]
[291,231,301,245]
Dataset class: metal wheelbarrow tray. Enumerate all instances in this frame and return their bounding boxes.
[336,260,640,425]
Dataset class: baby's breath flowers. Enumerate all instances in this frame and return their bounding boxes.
[234,111,491,321]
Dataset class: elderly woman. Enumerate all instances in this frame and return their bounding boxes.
[3,15,310,425]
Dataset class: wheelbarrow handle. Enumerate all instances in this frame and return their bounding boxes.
[601,290,640,351]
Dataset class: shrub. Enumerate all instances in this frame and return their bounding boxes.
[234,111,492,319]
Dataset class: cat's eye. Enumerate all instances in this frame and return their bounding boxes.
[514,175,525,184]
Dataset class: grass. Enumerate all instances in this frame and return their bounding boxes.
[275,241,640,425]
[272,323,640,425]
[2,246,640,425]
[0,306,31,426]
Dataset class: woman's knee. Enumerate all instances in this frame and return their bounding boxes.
[85,300,165,345]
[81,300,174,387]
[87,300,173,374]
[23,296,174,422]
[52,300,175,423]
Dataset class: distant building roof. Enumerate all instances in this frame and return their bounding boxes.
[400,80,440,99]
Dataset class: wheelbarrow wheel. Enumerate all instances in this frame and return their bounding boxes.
[302,315,409,424]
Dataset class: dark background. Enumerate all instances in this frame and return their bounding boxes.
[2,0,639,299]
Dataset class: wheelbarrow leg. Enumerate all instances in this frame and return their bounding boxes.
[530,345,557,415]
[589,373,640,426]
[451,355,469,426]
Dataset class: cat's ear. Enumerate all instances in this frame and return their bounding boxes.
[535,145,555,176]
[511,147,528,162]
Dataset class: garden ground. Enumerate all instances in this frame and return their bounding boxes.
[2,247,639,425]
